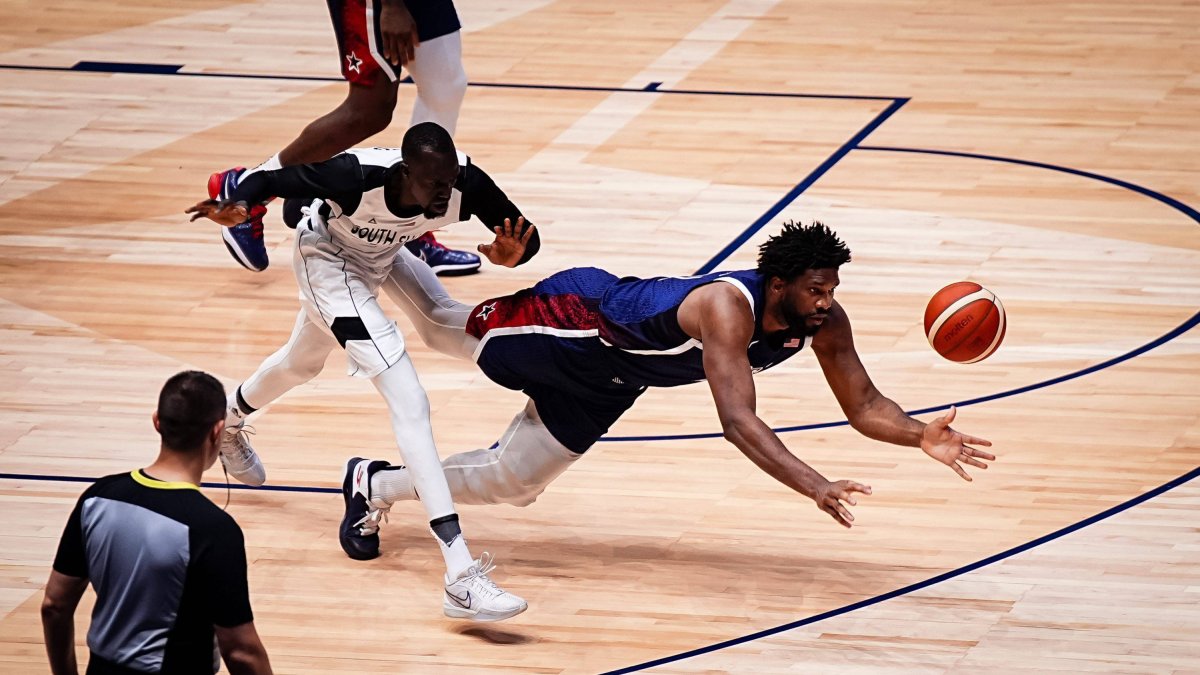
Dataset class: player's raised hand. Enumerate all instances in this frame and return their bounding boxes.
[812,479,872,528]
[920,406,995,481]
[477,217,535,267]
[185,199,249,227]
[379,0,418,66]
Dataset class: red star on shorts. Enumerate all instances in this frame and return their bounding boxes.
[345,52,363,74]
[476,303,497,320]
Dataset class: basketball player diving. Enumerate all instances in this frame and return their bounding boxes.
[338,220,995,560]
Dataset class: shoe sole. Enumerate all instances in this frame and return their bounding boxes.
[443,602,529,622]
[339,457,381,561]
[221,232,267,272]
[431,264,482,277]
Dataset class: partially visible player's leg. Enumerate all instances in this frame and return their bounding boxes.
[401,23,479,275]
[372,399,582,507]
[407,30,467,135]
[210,0,403,272]
[330,262,526,619]
[275,77,399,167]
[382,245,479,360]
[221,310,337,486]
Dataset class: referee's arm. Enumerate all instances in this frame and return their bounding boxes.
[205,522,272,674]
[44,493,89,675]
[42,570,88,675]
[216,623,273,675]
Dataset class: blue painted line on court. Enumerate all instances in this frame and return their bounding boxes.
[857,145,1200,223]
[604,463,1200,674]
[604,144,1200,442]
[693,97,910,274]
[0,61,901,101]
[73,61,182,75]
[0,472,340,494]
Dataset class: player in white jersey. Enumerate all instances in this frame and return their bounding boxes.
[186,122,538,622]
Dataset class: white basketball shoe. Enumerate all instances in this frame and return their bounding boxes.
[220,418,266,486]
[443,552,528,622]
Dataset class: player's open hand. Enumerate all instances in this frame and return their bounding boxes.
[478,217,535,267]
[185,199,249,227]
[920,406,995,481]
[379,1,418,66]
[813,479,872,528]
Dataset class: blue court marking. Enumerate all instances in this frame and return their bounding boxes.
[603,144,1200,442]
[693,98,909,274]
[0,472,340,494]
[604,464,1200,674]
[857,145,1200,222]
[0,61,901,102]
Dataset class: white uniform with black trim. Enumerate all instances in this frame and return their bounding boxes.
[228,146,536,378]
[294,149,461,377]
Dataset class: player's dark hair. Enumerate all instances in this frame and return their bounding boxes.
[756,221,851,280]
[156,371,226,452]
[402,121,456,158]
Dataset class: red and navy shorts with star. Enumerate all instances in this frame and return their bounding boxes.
[325,0,461,85]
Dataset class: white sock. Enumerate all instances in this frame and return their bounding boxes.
[369,466,416,504]
[439,535,475,580]
[225,390,248,428]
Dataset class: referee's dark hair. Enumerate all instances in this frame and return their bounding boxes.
[155,371,227,452]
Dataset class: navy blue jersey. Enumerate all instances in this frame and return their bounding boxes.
[465,267,809,452]
[470,267,808,387]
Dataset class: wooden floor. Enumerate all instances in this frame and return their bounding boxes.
[1,0,1198,672]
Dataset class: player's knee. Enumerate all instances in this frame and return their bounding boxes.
[285,355,325,382]
[491,480,544,507]
[418,71,467,114]
[355,106,394,136]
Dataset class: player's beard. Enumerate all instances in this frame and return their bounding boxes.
[782,305,828,337]
[765,307,824,349]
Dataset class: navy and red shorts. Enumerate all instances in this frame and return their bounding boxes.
[325,0,461,85]
[467,272,645,454]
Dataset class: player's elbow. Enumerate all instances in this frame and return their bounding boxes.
[718,412,755,444]
[217,623,272,675]
[40,593,72,626]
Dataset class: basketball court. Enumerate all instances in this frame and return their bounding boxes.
[1,0,1198,672]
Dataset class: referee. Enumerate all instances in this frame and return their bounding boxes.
[41,371,272,675]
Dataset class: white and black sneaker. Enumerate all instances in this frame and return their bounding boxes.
[339,457,392,560]
[443,552,528,622]
[219,420,265,486]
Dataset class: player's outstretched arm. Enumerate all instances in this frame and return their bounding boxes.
[185,154,369,226]
[684,284,872,527]
[811,304,995,481]
[458,163,541,265]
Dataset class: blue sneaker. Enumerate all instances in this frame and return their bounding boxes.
[339,457,393,561]
[208,167,270,272]
[405,232,481,276]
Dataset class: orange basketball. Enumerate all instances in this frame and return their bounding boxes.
[923,282,1006,363]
